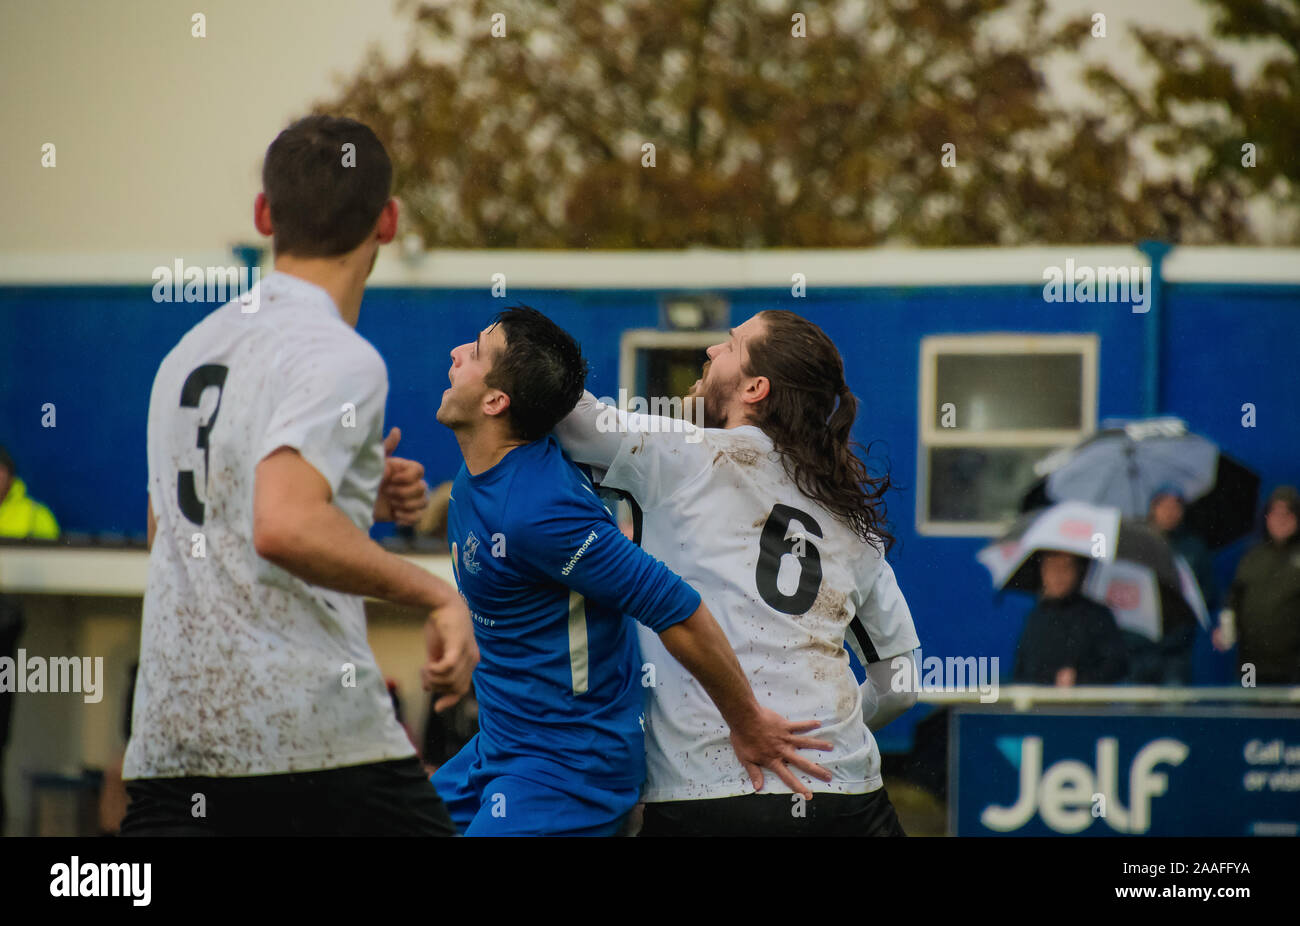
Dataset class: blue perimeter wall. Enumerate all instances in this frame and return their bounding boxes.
[2,280,1298,750]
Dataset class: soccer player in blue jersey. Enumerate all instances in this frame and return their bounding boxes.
[431,306,832,836]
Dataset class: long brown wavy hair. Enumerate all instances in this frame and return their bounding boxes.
[743,310,895,552]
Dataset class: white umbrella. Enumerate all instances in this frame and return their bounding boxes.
[980,502,1207,644]
[977,501,1120,591]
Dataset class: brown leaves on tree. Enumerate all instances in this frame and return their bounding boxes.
[316,0,1297,247]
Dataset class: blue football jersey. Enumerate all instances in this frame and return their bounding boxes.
[446,434,700,790]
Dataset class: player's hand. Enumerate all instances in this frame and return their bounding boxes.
[728,707,833,800]
[375,427,429,525]
[421,599,478,712]
[1054,666,1077,687]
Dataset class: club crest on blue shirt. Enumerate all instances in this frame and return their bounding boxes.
[462,531,483,575]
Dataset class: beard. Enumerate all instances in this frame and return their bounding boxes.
[689,363,739,429]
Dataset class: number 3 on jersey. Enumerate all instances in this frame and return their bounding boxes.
[755,504,823,614]
[177,364,228,526]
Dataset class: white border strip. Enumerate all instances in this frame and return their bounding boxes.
[0,251,245,286]
[924,685,1300,705]
[365,246,1149,288]
[1161,247,1300,284]
[0,547,454,596]
[1,246,1297,288]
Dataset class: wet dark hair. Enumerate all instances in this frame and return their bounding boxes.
[743,310,894,552]
[484,306,588,442]
[261,115,392,257]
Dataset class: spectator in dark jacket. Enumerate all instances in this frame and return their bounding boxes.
[1214,485,1300,684]
[1148,484,1217,609]
[1014,551,1129,686]
[1137,484,1209,685]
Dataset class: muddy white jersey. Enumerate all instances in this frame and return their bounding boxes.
[556,392,919,801]
[124,271,414,779]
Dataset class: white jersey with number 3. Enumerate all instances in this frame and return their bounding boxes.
[124,271,414,780]
[556,393,920,802]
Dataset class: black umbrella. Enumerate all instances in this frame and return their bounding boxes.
[1179,454,1260,549]
[1021,424,1259,549]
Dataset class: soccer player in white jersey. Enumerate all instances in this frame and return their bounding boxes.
[121,116,476,836]
[555,309,920,835]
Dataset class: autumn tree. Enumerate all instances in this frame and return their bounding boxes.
[318,0,1291,247]
[1081,0,1298,244]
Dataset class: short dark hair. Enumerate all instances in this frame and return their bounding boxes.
[0,445,13,476]
[484,306,588,442]
[261,115,392,258]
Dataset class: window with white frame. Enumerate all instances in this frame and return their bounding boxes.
[917,334,1098,536]
[598,328,724,538]
[617,329,724,408]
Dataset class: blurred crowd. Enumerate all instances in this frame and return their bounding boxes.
[1013,484,1300,687]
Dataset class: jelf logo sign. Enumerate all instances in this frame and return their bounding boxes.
[979,735,1188,834]
[954,710,1300,836]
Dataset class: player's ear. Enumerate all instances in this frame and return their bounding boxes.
[375,198,399,245]
[744,375,770,405]
[253,193,274,238]
[483,389,511,420]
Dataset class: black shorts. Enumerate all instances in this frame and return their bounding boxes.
[639,787,907,837]
[120,756,455,837]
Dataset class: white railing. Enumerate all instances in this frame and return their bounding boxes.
[0,547,453,596]
[921,685,1300,709]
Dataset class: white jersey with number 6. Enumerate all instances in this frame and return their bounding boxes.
[124,271,414,780]
[556,392,920,802]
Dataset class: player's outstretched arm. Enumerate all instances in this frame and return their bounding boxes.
[254,446,477,706]
[555,390,711,513]
[657,606,834,799]
[554,390,625,468]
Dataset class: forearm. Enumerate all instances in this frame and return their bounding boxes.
[554,390,624,469]
[861,656,917,731]
[257,501,455,611]
[657,605,761,733]
[860,683,913,731]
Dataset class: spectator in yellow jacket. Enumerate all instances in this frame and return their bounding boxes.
[0,445,59,540]
[1,444,59,832]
